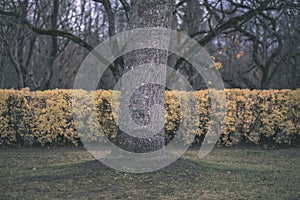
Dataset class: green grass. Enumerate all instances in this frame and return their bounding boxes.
[0,146,299,199]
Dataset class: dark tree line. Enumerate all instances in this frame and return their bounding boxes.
[0,0,299,90]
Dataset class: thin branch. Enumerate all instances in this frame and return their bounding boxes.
[119,0,130,20]
[173,0,186,14]
[0,9,116,80]
[93,0,115,37]
[176,0,186,9]
[93,0,125,79]
[0,10,94,52]
[173,3,285,71]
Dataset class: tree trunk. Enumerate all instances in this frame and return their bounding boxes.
[44,0,59,90]
[260,67,269,89]
[116,0,174,153]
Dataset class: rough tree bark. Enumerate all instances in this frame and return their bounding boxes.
[116,0,175,153]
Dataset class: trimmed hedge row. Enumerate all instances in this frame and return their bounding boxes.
[0,88,299,147]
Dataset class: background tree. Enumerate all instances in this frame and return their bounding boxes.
[0,0,299,90]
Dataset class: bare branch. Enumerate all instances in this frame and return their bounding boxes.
[119,0,130,20]
[0,10,94,52]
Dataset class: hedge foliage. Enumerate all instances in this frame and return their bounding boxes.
[0,88,299,147]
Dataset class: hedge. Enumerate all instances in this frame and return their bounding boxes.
[0,88,299,148]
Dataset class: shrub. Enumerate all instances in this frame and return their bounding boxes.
[0,88,299,147]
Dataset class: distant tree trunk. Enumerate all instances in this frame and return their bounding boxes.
[116,0,174,153]
[183,0,205,89]
[44,0,59,89]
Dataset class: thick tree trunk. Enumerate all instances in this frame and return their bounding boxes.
[116,0,174,153]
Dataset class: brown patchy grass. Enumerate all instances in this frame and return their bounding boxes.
[0,146,299,199]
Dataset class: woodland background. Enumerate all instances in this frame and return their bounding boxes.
[0,0,299,90]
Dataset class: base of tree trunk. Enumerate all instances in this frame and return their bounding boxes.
[116,127,165,153]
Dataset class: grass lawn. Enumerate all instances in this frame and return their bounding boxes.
[0,146,299,199]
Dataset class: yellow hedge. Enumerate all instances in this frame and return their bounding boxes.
[0,88,299,147]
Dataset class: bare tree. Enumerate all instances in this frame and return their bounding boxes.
[0,0,299,90]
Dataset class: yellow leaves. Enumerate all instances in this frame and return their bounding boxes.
[214,62,223,69]
[236,51,245,59]
[210,56,223,69]
[0,89,299,147]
